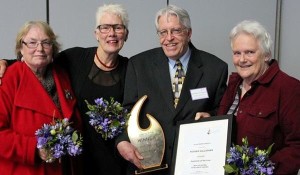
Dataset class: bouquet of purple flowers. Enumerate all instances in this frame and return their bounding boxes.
[224,137,275,175]
[85,97,130,140]
[35,118,83,163]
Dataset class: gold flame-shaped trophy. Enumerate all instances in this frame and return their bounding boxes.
[128,95,168,174]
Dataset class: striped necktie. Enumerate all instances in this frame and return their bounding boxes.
[173,60,185,108]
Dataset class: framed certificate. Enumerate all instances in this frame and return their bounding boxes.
[171,115,233,175]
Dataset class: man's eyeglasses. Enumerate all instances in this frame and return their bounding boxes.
[97,24,126,34]
[22,41,53,49]
[157,28,187,38]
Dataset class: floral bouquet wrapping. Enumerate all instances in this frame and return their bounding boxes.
[223,137,275,175]
[35,118,83,163]
[85,97,130,140]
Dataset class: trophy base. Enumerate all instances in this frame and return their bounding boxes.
[135,164,168,175]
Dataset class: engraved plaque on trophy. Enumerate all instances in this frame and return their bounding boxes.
[127,95,168,174]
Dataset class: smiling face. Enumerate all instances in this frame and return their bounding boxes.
[157,14,191,60]
[232,33,269,84]
[21,26,53,71]
[95,13,128,56]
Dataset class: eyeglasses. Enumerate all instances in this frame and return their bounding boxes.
[157,28,187,38]
[22,41,53,49]
[97,24,126,34]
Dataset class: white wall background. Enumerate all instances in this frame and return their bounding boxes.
[280,0,300,80]
[49,0,165,58]
[0,1,46,59]
[0,0,299,80]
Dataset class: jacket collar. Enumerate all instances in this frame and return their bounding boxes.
[15,63,76,119]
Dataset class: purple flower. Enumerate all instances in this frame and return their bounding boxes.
[53,143,65,158]
[67,142,82,156]
[95,98,106,107]
[224,137,275,175]
[249,145,255,155]
[35,118,83,162]
[85,97,130,140]
[267,166,274,175]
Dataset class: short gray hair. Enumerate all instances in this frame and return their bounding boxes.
[230,20,272,58]
[95,3,129,29]
[155,4,191,30]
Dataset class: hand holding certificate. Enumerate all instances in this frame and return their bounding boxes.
[171,115,233,175]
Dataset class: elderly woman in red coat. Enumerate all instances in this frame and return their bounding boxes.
[0,21,82,175]
[218,20,300,174]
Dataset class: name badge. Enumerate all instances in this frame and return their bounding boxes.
[190,87,209,101]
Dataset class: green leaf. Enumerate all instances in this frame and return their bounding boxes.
[72,131,79,142]
[266,143,274,155]
[112,120,120,126]
[85,100,95,111]
[236,145,243,153]
[223,164,236,173]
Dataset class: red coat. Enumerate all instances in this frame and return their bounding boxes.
[218,60,300,175]
[0,62,82,175]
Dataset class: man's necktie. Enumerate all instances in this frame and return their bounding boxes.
[173,60,185,108]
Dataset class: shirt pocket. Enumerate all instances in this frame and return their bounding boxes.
[244,105,277,139]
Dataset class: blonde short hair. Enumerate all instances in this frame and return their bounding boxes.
[15,21,61,60]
